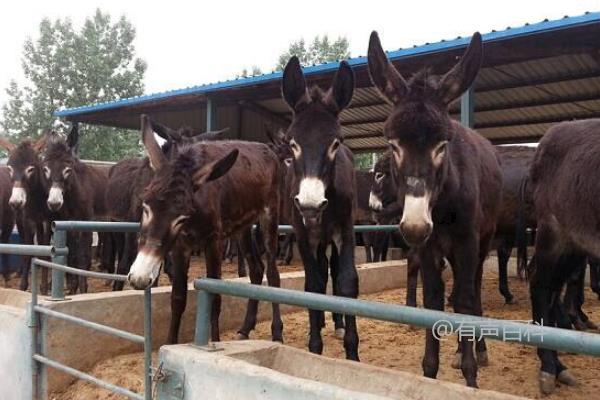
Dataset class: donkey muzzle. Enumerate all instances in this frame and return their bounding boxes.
[9,187,27,209]
[127,249,163,289]
[399,194,433,246]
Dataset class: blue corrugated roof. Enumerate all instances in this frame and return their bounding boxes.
[54,11,600,118]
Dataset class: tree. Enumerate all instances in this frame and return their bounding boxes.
[236,65,263,79]
[276,35,350,71]
[1,9,147,161]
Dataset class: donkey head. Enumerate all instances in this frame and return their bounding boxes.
[282,56,354,228]
[127,115,238,289]
[42,124,79,212]
[368,31,482,245]
[368,151,396,212]
[0,134,48,210]
[150,117,229,158]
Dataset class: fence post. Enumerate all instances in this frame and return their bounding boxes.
[30,259,39,400]
[143,288,152,400]
[194,289,213,346]
[50,229,67,301]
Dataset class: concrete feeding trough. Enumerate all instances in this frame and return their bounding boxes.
[158,340,526,400]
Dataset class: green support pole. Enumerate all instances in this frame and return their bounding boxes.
[461,85,474,128]
[50,230,67,301]
[206,97,217,131]
[194,290,213,346]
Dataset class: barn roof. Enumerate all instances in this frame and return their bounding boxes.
[55,11,600,151]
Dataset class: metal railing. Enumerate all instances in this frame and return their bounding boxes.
[193,278,600,357]
[29,258,152,400]
[0,221,153,400]
[0,220,401,399]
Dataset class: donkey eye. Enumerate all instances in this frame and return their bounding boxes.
[7,166,13,178]
[284,158,292,167]
[43,166,50,179]
[25,165,35,178]
[375,172,385,182]
[63,167,72,178]
[289,139,301,158]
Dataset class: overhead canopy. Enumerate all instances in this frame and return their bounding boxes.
[55,12,600,152]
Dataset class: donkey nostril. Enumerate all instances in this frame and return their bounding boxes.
[318,199,328,211]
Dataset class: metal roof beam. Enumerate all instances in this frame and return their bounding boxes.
[475,69,600,93]
[476,111,600,129]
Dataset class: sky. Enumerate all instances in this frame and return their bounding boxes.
[1,0,599,110]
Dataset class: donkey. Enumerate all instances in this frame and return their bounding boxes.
[0,166,16,285]
[127,115,282,344]
[106,119,229,290]
[368,32,502,387]
[529,118,600,394]
[281,57,360,360]
[42,126,108,294]
[0,135,52,293]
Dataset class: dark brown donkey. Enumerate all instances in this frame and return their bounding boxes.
[0,135,52,292]
[0,166,16,285]
[42,126,108,294]
[127,115,283,344]
[281,57,360,360]
[106,119,229,291]
[368,32,502,387]
[529,119,600,395]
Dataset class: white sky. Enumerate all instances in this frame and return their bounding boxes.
[1,0,599,109]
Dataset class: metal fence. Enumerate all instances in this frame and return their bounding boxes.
[193,278,600,357]
[0,221,153,400]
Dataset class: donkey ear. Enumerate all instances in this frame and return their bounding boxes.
[324,61,354,113]
[192,149,239,187]
[67,123,79,155]
[0,137,16,153]
[192,127,230,143]
[368,31,408,104]
[282,56,308,112]
[150,118,181,142]
[141,114,167,171]
[438,32,483,105]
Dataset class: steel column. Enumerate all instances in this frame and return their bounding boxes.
[50,230,67,301]
[29,260,39,400]
[194,290,213,346]
[460,85,474,128]
[206,97,217,131]
[143,288,152,400]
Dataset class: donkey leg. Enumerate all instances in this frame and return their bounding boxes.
[590,258,600,300]
[297,237,327,355]
[261,211,284,342]
[329,243,345,339]
[237,227,265,339]
[205,238,224,342]
[114,233,136,291]
[167,248,191,344]
[497,238,516,304]
[420,247,444,379]
[406,250,420,307]
[451,233,479,388]
[19,226,34,291]
[337,229,360,361]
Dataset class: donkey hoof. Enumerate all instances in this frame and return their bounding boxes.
[585,320,599,330]
[334,328,345,340]
[505,297,518,305]
[234,332,249,341]
[539,371,556,395]
[477,351,489,367]
[557,370,578,386]
[451,353,462,369]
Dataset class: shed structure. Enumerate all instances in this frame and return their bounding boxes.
[55,12,600,152]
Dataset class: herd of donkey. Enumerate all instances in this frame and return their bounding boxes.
[1,31,600,394]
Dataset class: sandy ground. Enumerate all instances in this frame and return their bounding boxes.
[52,257,600,400]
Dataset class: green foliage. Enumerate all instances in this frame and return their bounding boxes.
[354,152,381,170]
[237,65,263,79]
[1,9,146,161]
[276,35,350,71]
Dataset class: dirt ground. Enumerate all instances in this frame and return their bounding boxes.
[52,257,600,400]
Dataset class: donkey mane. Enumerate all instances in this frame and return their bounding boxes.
[143,145,198,212]
[44,138,72,162]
